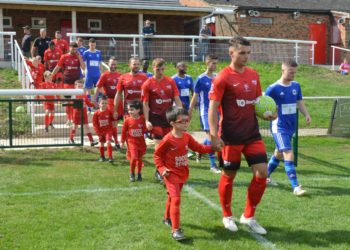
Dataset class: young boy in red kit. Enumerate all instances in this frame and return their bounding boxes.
[69,79,98,147]
[93,96,114,163]
[120,100,147,182]
[154,106,218,241]
[40,71,56,132]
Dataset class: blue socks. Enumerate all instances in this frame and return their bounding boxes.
[284,160,299,189]
[203,138,217,168]
[267,155,280,177]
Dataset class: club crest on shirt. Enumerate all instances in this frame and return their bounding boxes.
[166,85,171,89]
[252,80,257,85]
[292,89,297,95]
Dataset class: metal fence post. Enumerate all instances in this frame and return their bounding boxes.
[293,109,299,167]
[191,38,196,62]
[8,101,13,147]
[294,42,299,63]
[332,46,335,71]
[10,34,14,69]
[132,36,138,57]
[311,43,315,65]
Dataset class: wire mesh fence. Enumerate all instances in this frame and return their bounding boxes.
[0,99,85,148]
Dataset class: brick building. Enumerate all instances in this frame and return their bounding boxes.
[182,0,350,64]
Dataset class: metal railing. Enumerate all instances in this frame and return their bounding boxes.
[331,45,350,70]
[14,40,34,89]
[0,31,16,68]
[67,33,316,64]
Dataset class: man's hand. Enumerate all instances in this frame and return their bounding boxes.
[146,121,153,131]
[305,115,312,125]
[211,135,224,151]
[162,168,170,177]
[262,111,278,121]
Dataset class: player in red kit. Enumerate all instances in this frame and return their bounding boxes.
[208,37,276,235]
[26,56,45,89]
[69,79,98,147]
[44,41,63,88]
[94,57,122,150]
[40,71,56,132]
[120,100,147,182]
[141,58,182,183]
[52,42,85,126]
[114,57,148,117]
[93,96,115,163]
[52,31,69,54]
[154,107,216,241]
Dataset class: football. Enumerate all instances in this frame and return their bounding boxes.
[15,106,25,113]
[255,95,277,119]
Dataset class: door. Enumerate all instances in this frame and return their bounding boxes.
[309,23,327,64]
[60,19,72,42]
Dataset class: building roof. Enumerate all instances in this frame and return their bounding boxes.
[0,0,212,12]
[203,0,350,12]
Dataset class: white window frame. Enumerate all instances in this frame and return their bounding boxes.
[150,21,157,32]
[31,17,47,29]
[3,16,12,28]
[88,19,102,31]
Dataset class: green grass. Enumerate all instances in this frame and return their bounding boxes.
[0,136,349,249]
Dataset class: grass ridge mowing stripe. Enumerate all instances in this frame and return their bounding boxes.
[184,185,281,250]
[0,185,156,197]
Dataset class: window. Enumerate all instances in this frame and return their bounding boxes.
[32,17,46,28]
[250,17,273,25]
[3,16,12,28]
[88,19,102,31]
[150,21,157,32]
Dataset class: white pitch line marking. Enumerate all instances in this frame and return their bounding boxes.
[0,185,155,197]
[184,185,281,250]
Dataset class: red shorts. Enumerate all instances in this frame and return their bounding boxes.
[164,179,184,198]
[63,83,74,89]
[220,139,268,170]
[44,102,55,111]
[98,132,113,143]
[127,141,146,160]
[73,109,88,125]
[150,126,171,140]
[53,71,63,88]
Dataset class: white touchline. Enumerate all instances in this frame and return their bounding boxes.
[0,185,155,197]
[184,185,281,250]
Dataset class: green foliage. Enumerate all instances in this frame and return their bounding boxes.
[0,137,349,249]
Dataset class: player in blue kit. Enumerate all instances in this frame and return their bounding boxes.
[76,37,87,56]
[83,38,103,101]
[189,55,221,173]
[172,61,194,110]
[265,59,311,196]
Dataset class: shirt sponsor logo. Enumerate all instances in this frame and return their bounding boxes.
[175,154,188,167]
[155,98,172,105]
[236,99,255,107]
[166,85,171,89]
[131,128,143,137]
[127,89,141,94]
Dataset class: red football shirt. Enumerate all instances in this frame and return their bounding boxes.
[57,53,81,84]
[209,66,262,145]
[92,109,114,135]
[39,81,56,99]
[52,39,69,54]
[121,115,147,149]
[117,72,148,104]
[154,132,212,183]
[44,47,63,71]
[96,71,121,98]
[141,76,179,126]
[27,60,45,87]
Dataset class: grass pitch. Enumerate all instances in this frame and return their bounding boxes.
[0,136,349,250]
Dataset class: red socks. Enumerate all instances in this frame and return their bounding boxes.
[87,133,93,143]
[66,106,73,121]
[99,146,105,158]
[244,176,267,218]
[49,114,54,124]
[70,129,76,140]
[170,197,181,231]
[107,144,113,158]
[137,160,143,174]
[164,196,171,220]
[130,159,137,174]
[44,114,49,127]
[218,174,235,217]
[113,127,118,144]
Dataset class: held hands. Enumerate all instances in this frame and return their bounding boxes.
[210,135,224,152]
[162,168,170,177]
[120,142,125,149]
[146,121,153,131]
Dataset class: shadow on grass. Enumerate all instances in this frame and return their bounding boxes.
[268,226,350,248]
[299,153,350,174]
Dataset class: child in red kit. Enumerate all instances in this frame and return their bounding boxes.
[93,96,114,163]
[26,56,45,89]
[154,106,218,241]
[40,71,56,132]
[120,100,147,182]
[69,79,98,147]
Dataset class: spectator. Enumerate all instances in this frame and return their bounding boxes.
[31,28,51,63]
[338,58,350,75]
[199,24,212,61]
[21,25,32,58]
[142,20,154,60]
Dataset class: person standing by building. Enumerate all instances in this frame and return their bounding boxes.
[21,25,32,58]
[31,28,51,63]
[265,59,311,196]
[208,36,276,235]
[199,24,212,61]
[142,20,154,60]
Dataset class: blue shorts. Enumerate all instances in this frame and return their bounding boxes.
[199,114,209,132]
[272,132,293,152]
[84,75,100,89]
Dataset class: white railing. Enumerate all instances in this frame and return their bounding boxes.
[67,33,316,64]
[331,45,350,70]
[0,31,16,68]
[14,40,34,89]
